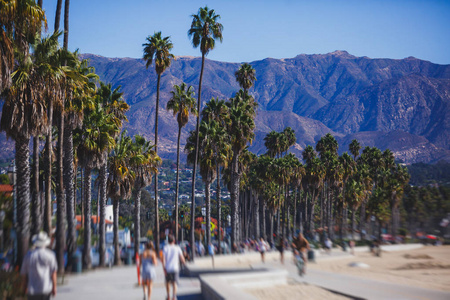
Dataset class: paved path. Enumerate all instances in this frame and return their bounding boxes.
[53,245,450,300]
[54,263,202,300]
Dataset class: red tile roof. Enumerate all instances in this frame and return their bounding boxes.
[0,184,13,193]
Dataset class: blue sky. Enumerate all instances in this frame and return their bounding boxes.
[41,0,450,64]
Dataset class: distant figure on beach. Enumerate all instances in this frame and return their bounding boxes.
[276,238,287,264]
[324,238,332,254]
[208,242,215,268]
[20,232,57,299]
[349,240,355,255]
[258,237,269,263]
[162,235,186,300]
[292,232,311,273]
[140,241,157,300]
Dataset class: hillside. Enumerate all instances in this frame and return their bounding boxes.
[1,51,449,164]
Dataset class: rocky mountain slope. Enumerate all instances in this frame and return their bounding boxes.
[1,51,449,164]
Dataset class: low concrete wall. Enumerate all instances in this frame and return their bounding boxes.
[200,269,289,300]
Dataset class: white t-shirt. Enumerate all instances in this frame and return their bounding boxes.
[163,244,183,273]
[20,247,57,295]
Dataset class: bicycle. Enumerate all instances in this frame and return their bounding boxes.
[293,250,305,276]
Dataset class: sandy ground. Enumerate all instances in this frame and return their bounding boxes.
[308,245,450,292]
[193,245,450,299]
[246,280,350,300]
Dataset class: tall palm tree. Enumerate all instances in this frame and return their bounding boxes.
[30,31,63,238]
[166,82,197,241]
[63,56,97,271]
[188,6,223,258]
[107,131,135,265]
[201,98,229,251]
[96,82,129,266]
[78,99,118,269]
[130,135,160,258]
[186,118,228,246]
[142,31,174,252]
[226,90,257,249]
[235,63,256,95]
[0,0,46,92]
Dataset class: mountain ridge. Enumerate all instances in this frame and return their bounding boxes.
[1,51,449,164]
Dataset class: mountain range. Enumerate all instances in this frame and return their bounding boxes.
[1,51,449,164]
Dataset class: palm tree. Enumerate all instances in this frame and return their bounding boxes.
[235,63,256,95]
[96,82,129,266]
[142,31,174,252]
[0,0,46,92]
[166,82,197,242]
[63,57,97,271]
[188,6,223,258]
[130,135,160,258]
[264,131,280,158]
[78,99,119,269]
[226,90,257,249]
[186,118,228,247]
[107,131,135,265]
[201,98,229,251]
[349,139,361,161]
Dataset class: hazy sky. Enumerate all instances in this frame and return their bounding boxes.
[41,0,450,64]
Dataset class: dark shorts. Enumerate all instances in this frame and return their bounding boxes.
[28,294,51,300]
[165,272,178,283]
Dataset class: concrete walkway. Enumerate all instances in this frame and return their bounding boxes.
[53,244,450,300]
[54,263,202,300]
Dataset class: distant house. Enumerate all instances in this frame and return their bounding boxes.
[0,184,13,197]
[76,215,113,232]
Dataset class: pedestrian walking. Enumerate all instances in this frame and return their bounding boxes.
[20,232,57,300]
[208,242,215,268]
[161,235,185,300]
[140,242,157,300]
[258,237,268,263]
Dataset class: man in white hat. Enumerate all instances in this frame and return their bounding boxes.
[20,232,57,300]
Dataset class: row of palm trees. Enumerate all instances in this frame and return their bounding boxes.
[225,133,411,247]
[0,1,162,274]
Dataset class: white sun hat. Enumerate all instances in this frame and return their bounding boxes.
[32,231,51,248]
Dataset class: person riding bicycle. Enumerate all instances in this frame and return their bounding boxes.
[291,232,310,273]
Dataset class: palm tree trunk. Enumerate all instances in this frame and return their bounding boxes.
[83,167,92,269]
[63,125,76,271]
[63,0,70,49]
[56,114,65,274]
[44,99,53,235]
[134,186,141,258]
[216,165,221,254]
[54,0,62,32]
[309,190,316,234]
[261,200,266,240]
[292,188,297,237]
[351,206,356,239]
[113,197,121,265]
[175,125,181,242]
[16,136,30,267]
[254,192,260,239]
[342,206,348,240]
[230,150,240,252]
[205,180,211,248]
[360,199,367,240]
[98,163,107,267]
[269,211,274,246]
[154,73,161,254]
[191,52,206,260]
[32,136,41,236]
